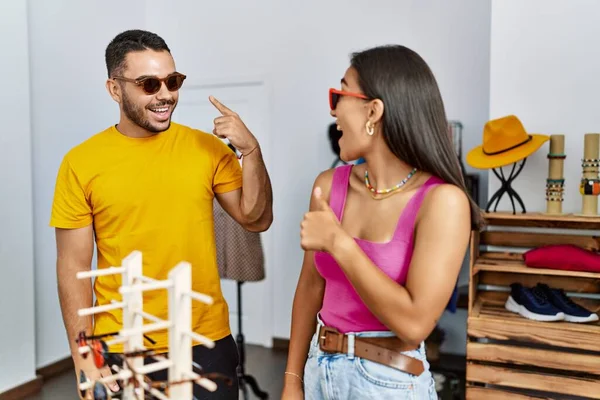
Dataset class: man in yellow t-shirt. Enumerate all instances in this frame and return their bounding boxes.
[50,29,272,399]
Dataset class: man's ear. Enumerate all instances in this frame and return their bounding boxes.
[368,98,385,125]
[106,79,122,103]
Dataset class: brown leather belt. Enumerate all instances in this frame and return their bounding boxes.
[318,325,424,376]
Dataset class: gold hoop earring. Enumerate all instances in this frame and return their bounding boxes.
[366,122,374,136]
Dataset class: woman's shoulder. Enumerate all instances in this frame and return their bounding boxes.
[312,164,353,200]
[419,181,471,221]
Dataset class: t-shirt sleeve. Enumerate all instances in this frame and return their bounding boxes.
[49,155,93,229]
[211,135,243,194]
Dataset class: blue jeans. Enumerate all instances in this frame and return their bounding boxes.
[304,318,437,400]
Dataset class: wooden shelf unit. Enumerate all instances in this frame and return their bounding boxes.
[466,212,600,400]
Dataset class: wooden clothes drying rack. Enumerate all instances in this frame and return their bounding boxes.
[466,212,600,399]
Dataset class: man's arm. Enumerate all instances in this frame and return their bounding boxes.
[56,225,120,392]
[209,95,273,232]
[215,146,273,232]
[56,225,94,357]
[50,154,119,392]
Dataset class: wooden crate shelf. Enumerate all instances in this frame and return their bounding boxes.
[466,211,600,399]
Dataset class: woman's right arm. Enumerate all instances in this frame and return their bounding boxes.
[282,171,331,396]
[283,250,325,391]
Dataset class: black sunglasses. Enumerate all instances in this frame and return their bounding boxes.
[113,72,186,95]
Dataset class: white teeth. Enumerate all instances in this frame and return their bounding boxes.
[151,107,168,113]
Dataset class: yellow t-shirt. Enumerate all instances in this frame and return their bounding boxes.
[50,122,243,352]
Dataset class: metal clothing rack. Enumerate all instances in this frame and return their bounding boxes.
[235,281,269,400]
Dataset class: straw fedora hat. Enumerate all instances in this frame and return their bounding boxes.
[466,115,550,169]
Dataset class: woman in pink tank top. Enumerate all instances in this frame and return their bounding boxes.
[282,45,484,400]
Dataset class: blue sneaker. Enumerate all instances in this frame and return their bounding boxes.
[535,283,599,323]
[505,283,564,321]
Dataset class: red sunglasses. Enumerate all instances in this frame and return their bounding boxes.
[329,88,369,110]
[113,72,186,95]
[76,331,156,369]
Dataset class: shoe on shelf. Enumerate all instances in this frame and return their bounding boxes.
[505,283,565,322]
[535,283,599,323]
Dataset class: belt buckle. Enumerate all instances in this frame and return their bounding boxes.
[319,326,344,353]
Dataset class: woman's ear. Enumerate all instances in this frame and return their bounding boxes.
[368,99,385,124]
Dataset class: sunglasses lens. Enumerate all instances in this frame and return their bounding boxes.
[77,331,86,346]
[78,370,88,399]
[166,74,184,91]
[330,93,339,110]
[93,381,110,400]
[142,78,161,95]
[93,342,105,368]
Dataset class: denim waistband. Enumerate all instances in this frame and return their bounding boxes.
[316,313,398,338]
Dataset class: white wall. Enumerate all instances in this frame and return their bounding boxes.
[0,1,37,393]
[24,0,491,373]
[489,0,600,212]
[28,0,147,368]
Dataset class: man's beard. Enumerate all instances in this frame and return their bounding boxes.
[122,91,175,134]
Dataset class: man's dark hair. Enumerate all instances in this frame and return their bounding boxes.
[105,29,171,78]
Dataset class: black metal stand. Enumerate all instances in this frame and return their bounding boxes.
[485,158,527,215]
[236,281,269,399]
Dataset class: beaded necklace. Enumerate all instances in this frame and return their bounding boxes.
[364,167,418,195]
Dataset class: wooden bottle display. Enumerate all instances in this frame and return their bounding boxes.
[581,133,600,216]
[546,135,565,214]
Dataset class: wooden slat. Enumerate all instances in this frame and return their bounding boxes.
[471,296,483,318]
[469,272,479,315]
[466,386,551,400]
[469,275,478,314]
[467,342,600,375]
[478,269,600,293]
[482,211,600,230]
[468,314,600,352]
[466,363,600,399]
[476,261,600,279]
[474,254,600,279]
[470,230,480,261]
[480,230,600,251]
[476,290,509,305]
[478,251,524,261]
[469,231,479,314]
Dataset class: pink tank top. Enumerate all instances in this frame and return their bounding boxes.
[314,164,444,333]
